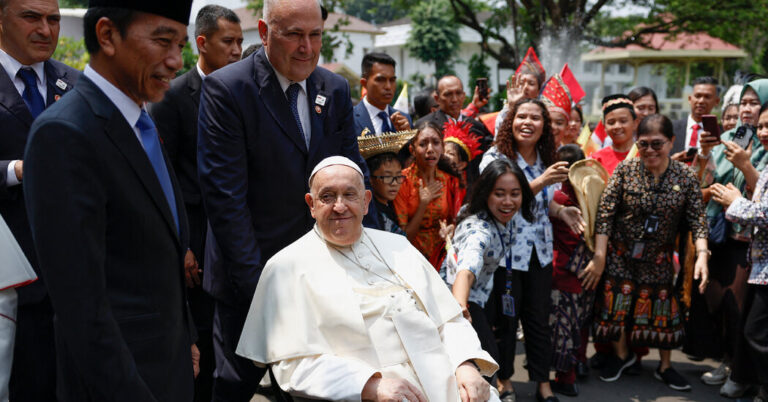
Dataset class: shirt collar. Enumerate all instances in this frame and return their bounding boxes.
[515,151,543,172]
[196,61,206,79]
[687,113,699,129]
[84,64,142,128]
[264,52,307,95]
[0,48,45,86]
[363,96,387,114]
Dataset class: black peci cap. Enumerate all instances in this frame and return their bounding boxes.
[88,0,193,25]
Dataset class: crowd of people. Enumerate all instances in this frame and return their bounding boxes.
[0,0,767,401]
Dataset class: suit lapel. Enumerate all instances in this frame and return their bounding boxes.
[80,77,181,245]
[0,67,33,127]
[187,69,202,108]
[43,61,73,106]
[354,101,374,136]
[253,50,308,154]
[307,72,327,159]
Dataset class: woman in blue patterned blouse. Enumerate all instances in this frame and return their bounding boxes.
[444,159,534,392]
[710,102,768,399]
[479,99,584,402]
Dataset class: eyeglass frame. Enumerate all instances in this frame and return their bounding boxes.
[372,175,406,185]
[635,139,669,151]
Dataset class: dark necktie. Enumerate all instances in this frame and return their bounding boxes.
[18,68,45,118]
[378,111,392,133]
[286,83,308,147]
[136,110,179,235]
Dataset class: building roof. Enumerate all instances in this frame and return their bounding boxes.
[234,7,382,34]
[583,32,747,63]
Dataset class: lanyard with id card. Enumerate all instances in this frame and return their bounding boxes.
[495,221,516,318]
[632,169,666,261]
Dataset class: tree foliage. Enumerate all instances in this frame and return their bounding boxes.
[59,0,88,8]
[343,0,409,24]
[52,37,89,71]
[406,0,461,78]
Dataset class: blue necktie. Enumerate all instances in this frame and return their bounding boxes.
[136,110,179,235]
[18,68,45,118]
[286,83,308,147]
[378,111,392,133]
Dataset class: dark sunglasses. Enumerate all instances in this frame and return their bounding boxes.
[636,140,668,151]
[372,175,405,185]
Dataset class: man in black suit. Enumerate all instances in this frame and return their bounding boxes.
[23,2,197,400]
[671,76,720,160]
[197,0,373,399]
[149,6,242,400]
[353,52,412,137]
[0,0,79,399]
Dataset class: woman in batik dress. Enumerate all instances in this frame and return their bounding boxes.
[580,114,709,391]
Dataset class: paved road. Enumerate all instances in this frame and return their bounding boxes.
[508,343,751,402]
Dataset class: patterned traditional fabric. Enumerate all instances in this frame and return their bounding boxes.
[479,147,554,271]
[394,164,461,269]
[726,168,768,285]
[442,210,513,307]
[593,158,707,348]
[550,288,595,372]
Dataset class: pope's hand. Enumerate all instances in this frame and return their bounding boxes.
[361,376,427,402]
[456,361,490,402]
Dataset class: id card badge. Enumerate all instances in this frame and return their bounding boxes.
[631,242,645,260]
[502,293,516,317]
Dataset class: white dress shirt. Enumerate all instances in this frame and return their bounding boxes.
[265,56,311,146]
[84,65,146,148]
[684,114,701,150]
[363,96,390,135]
[0,48,47,187]
[196,62,207,79]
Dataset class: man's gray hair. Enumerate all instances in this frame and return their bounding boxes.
[262,0,322,24]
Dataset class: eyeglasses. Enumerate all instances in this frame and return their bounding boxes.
[636,140,668,151]
[372,175,405,184]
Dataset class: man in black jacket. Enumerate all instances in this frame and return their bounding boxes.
[24,1,197,400]
[0,0,79,399]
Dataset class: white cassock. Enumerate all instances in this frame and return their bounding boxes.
[237,227,499,401]
[0,214,37,401]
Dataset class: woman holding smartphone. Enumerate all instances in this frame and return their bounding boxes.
[692,78,768,397]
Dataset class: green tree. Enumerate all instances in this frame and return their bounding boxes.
[177,42,199,76]
[343,0,409,24]
[58,0,88,7]
[406,0,460,78]
[52,36,89,70]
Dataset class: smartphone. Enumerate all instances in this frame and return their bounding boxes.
[701,114,721,145]
[733,126,753,149]
[476,78,488,102]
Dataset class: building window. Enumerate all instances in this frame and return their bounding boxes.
[618,64,628,74]
[583,62,596,73]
